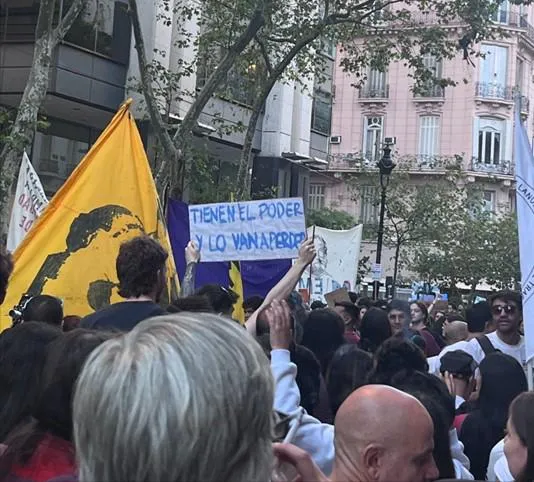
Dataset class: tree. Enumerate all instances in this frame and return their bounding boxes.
[347,157,465,295]
[0,0,87,237]
[411,197,520,303]
[232,0,528,198]
[307,207,357,230]
[128,0,269,197]
[129,0,527,201]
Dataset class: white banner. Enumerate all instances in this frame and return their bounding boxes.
[515,113,534,364]
[7,152,48,252]
[298,225,363,302]
[189,198,306,262]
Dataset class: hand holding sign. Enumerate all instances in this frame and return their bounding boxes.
[296,238,316,268]
[185,240,200,264]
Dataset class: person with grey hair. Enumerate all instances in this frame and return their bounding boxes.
[73,313,274,482]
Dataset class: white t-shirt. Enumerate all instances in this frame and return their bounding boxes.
[427,340,471,375]
[465,331,526,368]
[487,440,514,482]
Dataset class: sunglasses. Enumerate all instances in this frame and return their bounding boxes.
[492,305,517,315]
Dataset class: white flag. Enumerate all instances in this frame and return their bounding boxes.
[297,225,363,302]
[7,152,48,253]
[514,113,534,363]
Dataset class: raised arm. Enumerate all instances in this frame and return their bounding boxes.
[245,238,316,335]
[180,241,200,297]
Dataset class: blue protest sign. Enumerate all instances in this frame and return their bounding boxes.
[189,198,306,262]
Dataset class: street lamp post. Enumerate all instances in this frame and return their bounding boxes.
[372,142,395,300]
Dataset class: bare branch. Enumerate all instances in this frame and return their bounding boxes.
[128,0,180,191]
[254,34,273,75]
[53,0,85,43]
[265,35,295,43]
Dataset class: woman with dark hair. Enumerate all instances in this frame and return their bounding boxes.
[358,307,392,354]
[504,392,534,482]
[410,301,441,357]
[195,284,239,317]
[301,308,345,376]
[367,337,428,385]
[0,323,62,442]
[459,352,528,480]
[0,329,114,481]
[391,371,472,480]
[326,345,373,416]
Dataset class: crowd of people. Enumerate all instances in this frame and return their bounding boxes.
[0,235,532,482]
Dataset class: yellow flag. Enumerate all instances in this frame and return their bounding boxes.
[229,261,245,324]
[0,100,179,331]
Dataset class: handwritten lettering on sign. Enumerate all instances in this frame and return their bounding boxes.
[189,198,306,262]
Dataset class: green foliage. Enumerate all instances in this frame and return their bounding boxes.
[133,0,534,197]
[412,208,520,293]
[307,207,357,230]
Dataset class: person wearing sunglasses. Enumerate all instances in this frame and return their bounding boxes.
[464,290,525,368]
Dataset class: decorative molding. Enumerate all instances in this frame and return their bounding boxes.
[360,102,388,115]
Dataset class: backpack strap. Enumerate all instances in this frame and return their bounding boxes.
[476,335,497,356]
[453,413,468,434]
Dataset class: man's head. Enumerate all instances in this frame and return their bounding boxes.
[387,300,409,335]
[22,295,64,326]
[333,385,438,482]
[334,302,360,330]
[442,320,468,345]
[116,236,168,302]
[73,313,274,482]
[243,295,264,321]
[465,301,492,336]
[439,350,477,401]
[490,290,522,336]
[0,248,14,305]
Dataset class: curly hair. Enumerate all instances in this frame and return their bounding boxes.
[367,337,428,385]
[116,236,168,299]
[0,247,14,304]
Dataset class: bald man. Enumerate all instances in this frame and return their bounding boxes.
[332,385,439,482]
[443,320,469,345]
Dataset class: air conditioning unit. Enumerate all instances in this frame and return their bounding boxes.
[330,135,342,144]
[384,136,397,145]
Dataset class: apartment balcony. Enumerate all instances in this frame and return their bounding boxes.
[475,82,514,102]
[358,86,389,100]
[520,95,530,114]
[507,12,534,47]
[470,157,514,176]
[414,85,445,99]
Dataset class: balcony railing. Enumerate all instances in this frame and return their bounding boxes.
[384,10,534,46]
[358,85,389,99]
[507,12,534,45]
[471,157,513,176]
[520,95,530,113]
[475,82,514,101]
[414,85,445,99]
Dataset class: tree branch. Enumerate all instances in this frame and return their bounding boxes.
[254,34,273,75]
[172,0,267,146]
[128,0,180,191]
[53,0,85,43]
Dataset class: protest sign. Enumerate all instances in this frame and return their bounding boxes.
[189,198,306,262]
[298,225,363,303]
[325,288,352,308]
[7,152,48,252]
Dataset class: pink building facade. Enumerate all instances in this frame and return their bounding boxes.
[311,4,534,212]
[308,5,534,283]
